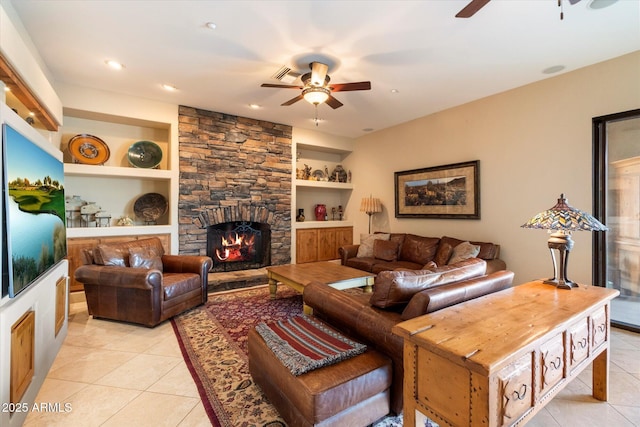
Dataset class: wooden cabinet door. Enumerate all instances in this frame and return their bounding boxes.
[335,227,353,250]
[317,228,337,261]
[296,229,318,263]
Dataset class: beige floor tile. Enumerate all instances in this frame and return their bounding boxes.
[100,392,200,427]
[28,378,89,404]
[24,384,141,427]
[95,353,182,390]
[47,348,138,383]
[527,407,561,426]
[147,361,201,398]
[612,404,640,425]
[178,402,212,427]
[145,335,184,357]
[544,398,636,426]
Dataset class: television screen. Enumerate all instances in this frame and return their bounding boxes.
[2,123,66,297]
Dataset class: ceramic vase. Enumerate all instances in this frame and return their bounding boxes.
[314,204,326,221]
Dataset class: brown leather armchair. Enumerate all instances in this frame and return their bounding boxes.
[74,237,213,327]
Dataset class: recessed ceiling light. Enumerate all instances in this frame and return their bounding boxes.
[249,104,261,109]
[542,65,565,74]
[162,84,177,91]
[205,22,217,30]
[390,89,399,94]
[3,86,9,92]
[105,60,124,70]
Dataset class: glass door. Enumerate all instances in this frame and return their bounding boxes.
[594,109,640,332]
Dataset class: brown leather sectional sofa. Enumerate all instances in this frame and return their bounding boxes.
[339,233,506,274]
[303,256,515,415]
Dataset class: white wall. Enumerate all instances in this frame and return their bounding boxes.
[349,51,640,285]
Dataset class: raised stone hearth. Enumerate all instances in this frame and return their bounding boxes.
[177,105,292,278]
[208,268,268,293]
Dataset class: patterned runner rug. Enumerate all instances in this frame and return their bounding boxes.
[171,284,403,426]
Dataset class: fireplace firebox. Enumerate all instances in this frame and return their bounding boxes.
[207,221,271,272]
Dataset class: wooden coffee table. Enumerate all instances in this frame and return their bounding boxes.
[267,261,375,312]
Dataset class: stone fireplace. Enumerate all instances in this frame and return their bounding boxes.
[177,106,292,270]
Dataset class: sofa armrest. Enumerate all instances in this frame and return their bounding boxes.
[162,255,213,276]
[75,265,163,289]
[401,270,515,320]
[486,258,507,274]
[338,244,360,265]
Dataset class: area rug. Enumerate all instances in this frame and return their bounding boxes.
[171,284,403,427]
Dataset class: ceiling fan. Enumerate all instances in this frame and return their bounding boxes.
[260,62,371,109]
[455,0,582,18]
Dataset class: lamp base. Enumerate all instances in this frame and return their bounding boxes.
[546,231,577,290]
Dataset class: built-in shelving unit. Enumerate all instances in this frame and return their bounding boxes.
[292,133,356,262]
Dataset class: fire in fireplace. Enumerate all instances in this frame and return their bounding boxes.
[207,221,271,272]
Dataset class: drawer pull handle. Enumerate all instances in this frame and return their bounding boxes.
[574,337,588,349]
[550,356,562,370]
[512,384,528,401]
[596,324,606,334]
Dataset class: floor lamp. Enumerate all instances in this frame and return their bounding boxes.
[521,194,608,289]
[360,195,382,234]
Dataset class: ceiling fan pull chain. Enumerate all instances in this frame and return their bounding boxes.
[558,0,564,20]
[314,104,319,126]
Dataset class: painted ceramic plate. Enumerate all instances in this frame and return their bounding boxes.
[134,193,168,223]
[68,134,110,165]
[128,140,163,168]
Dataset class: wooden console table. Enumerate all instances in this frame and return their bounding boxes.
[392,280,619,427]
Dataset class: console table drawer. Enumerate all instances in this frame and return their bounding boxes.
[569,319,590,368]
[591,306,608,349]
[539,333,565,397]
[498,353,534,425]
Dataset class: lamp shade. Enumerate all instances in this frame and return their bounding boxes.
[521,194,607,232]
[360,196,382,214]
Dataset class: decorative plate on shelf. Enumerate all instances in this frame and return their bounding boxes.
[68,134,110,165]
[311,169,326,180]
[128,140,163,169]
[134,193,168,223]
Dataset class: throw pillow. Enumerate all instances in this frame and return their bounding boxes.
[356,233,390,258]
[129,246,163,271]
[95,245,129,267]
[448,241,480,265]
[373,239,400,261]
[398,234,440,265]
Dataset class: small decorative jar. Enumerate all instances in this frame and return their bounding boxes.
[296,209,305,222]
[314,204,327,221]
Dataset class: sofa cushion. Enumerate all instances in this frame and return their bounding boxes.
[371,261,424,274]
[437,235,500,261]
[129,245,163,271]
[163,272,201,301]
[448,241,480,265]
[95,244,129,267]
[345,257,378,273]
[357,233,390,258]
[369,258,488,309]
[374,239,399,262]
[398,234,439,265]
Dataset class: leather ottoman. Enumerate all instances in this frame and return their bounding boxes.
[248,323,392,427]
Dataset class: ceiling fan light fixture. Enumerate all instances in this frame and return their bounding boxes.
[302,87,330,105]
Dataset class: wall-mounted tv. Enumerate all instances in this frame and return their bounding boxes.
[2,123,66,298]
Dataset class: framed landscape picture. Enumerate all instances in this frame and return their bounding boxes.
[395,160,480,219]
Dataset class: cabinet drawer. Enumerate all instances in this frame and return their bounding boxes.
[569,319,590,369]
[591,306,608,350]
[498,352,534,426]
[539,333,565,397]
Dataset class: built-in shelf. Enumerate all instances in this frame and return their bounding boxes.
[295,179,354,190]
[66,224,172,239]
[294,220,353,229]
[65,163,173,180]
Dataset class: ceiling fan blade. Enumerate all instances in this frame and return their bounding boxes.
[281,94,304,106]
[310,62,329,87]
[455,0,490,18]
[325,95,343,109]
[567,0,581,4]
[261,83,303,89]
[329,81,371,92]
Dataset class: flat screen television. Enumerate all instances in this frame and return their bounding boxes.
[2,123,66,297]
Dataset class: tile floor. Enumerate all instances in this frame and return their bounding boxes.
[23,293,640,427]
